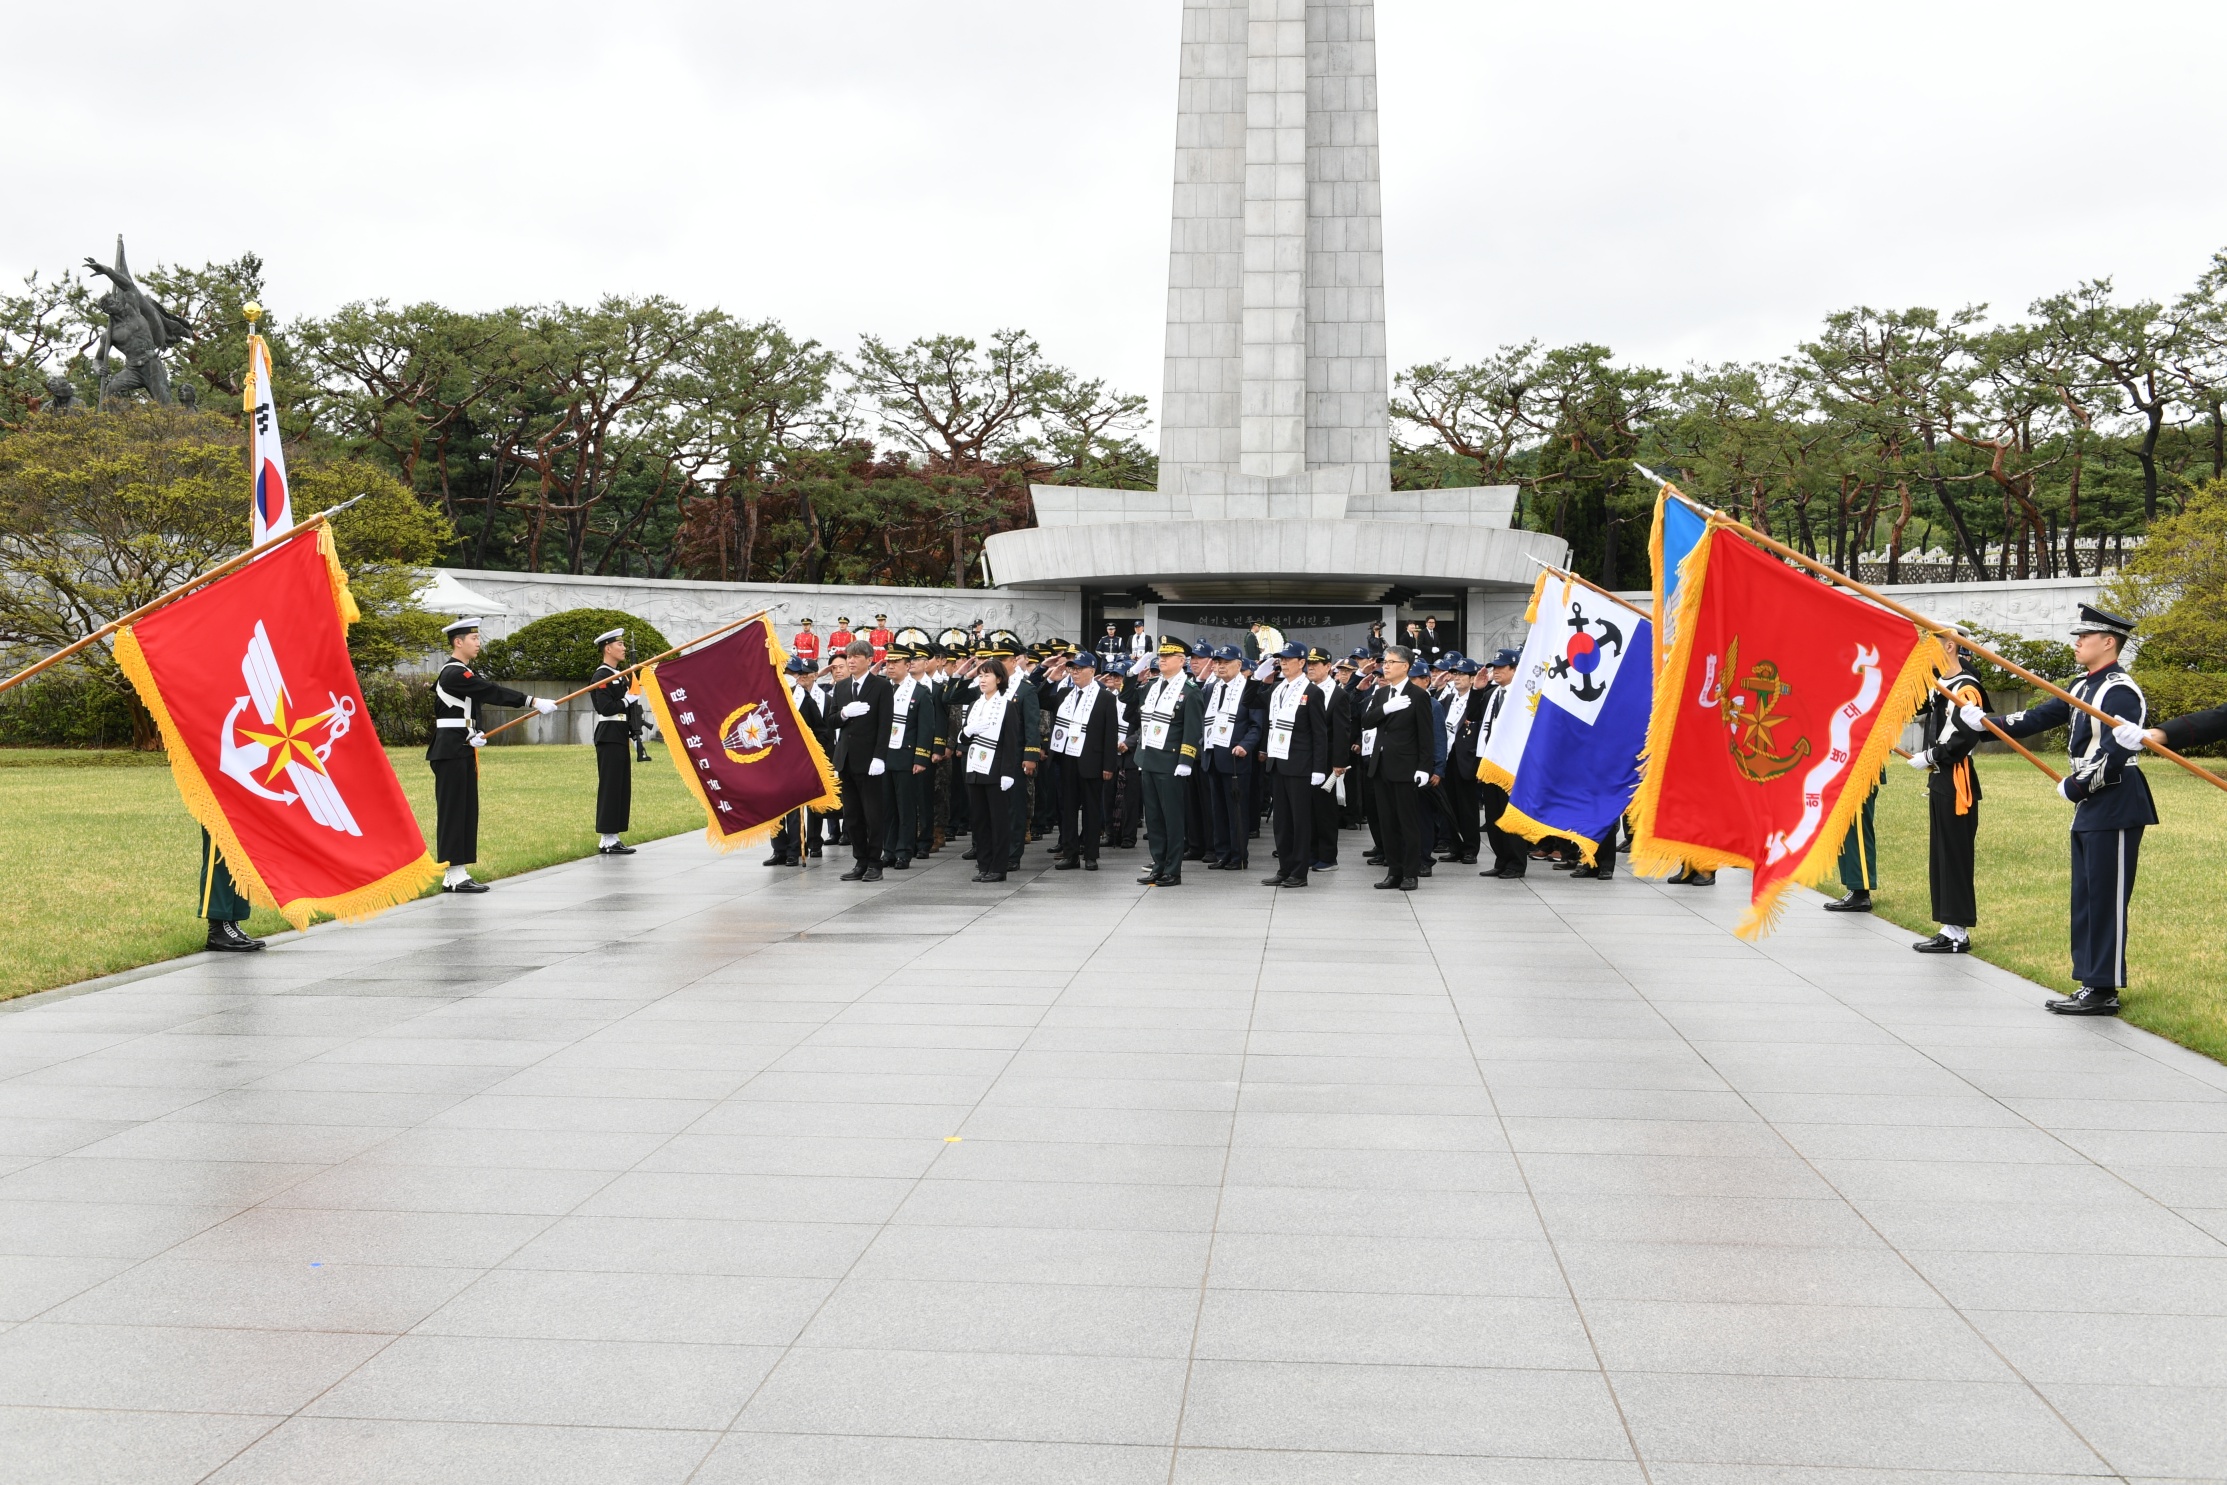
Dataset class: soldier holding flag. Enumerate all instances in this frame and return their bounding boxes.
[429,619,554,893]
[588,627,644,856]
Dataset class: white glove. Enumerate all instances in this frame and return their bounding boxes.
[532,696,557,716]
[1413,770,1430,787]
[1174,764,1192,778]
[1310,772,1326,786]
[842,700,870,719]
[1252,659,1276,681]
[2056,777,2075,802]
[1905,749,1931,770]
[468,731,486,749]
[2112,720,2149,751]
[1958,703,1987,730]
[868,758,885,776]
[625,693,644,709]
[999,775,1014,791]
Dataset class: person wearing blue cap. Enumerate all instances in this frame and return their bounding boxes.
[765,655,825,868]
[1437,658,1486,866]
[1973,603,2156,1015]
[1360,644,1437,890]
[1304,646,1353,870]
[1200,644,1266,871]
[1049,649,1118,871]
[1261,641,1332,887]
[1476,649,1530,879]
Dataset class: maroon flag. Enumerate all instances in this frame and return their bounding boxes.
[641,618,838,851]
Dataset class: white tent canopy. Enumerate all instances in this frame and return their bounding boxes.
[414,569,508,617]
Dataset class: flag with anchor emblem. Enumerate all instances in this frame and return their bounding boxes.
[1478,569,1653,864]
[640,617,839,851]
[1629,524,1940,937]
[113,528,438,926]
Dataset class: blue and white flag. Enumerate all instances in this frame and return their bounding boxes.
[1649,482,1708,667]
[1477,571,1653,862]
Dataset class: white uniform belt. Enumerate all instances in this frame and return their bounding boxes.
[434,679,472,729]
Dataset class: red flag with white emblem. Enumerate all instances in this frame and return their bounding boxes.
[114,529,438,925]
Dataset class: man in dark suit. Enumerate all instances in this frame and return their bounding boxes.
[1438,659,1486,865]
[766,655,824,867]
[1049,649,1120,870]
[1199,644,1266,870]
[1260,642,1333,887]
[1305,647,1356,870]
[1360,644,1438,890]
[826,639,893,881]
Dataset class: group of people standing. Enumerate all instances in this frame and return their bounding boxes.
[760,630,1594,896]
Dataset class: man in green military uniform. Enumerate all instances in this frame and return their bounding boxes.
[199,829,261,952]
[428,618,552,893]
[587,626,643,856]
[1133,636,1204,886]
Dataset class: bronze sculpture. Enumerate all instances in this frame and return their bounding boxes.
[82,237,190,407]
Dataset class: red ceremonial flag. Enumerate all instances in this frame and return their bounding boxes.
[642,618,838,850]
[1630,524,1940,938]
[114,528,439,926]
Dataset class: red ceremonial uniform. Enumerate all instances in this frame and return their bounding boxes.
[791,629,820,664]
[829,624,855,654]
[869,626,892,663]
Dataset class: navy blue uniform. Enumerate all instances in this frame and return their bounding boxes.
[1995,666,2156,991]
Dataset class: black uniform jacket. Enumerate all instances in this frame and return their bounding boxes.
[1319,678,1357,769]
[1361,679,1438,778]
[827,671,895,773]
[427,659,530,763]
[1201,673,1267,774]
[1260,676,1333,778]
[589,664,640,744]
[961,690,1026,784]
[1052,682,1121,778]
[2161,701,2227,751]
[1996,665,2158,831]
[1920,669,1990,807]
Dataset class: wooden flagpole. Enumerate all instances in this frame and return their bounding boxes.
[1636,467,2227,796]
[476,609,773,742]
[0,497,366,697]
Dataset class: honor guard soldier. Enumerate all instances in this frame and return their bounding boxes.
[1049,648,1119,871]
[1361,644,1438,890]
[790,617,820,668]
[1905,644,1990,953]
[1978,605,2157,1014]
[428,619,554,893]
[827,638,893,881]
[588,627,644,856]
[1134,637,1204,885]
[869,615,894,664]
[829,616,856,655]
[2122,700,2227,753]
[766,655,822,867]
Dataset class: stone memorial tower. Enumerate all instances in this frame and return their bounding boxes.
[1159,0,1390,515]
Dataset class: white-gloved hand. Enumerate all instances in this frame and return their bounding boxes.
[1958,703,1987,730]
[842,700,870,719]
[999,775,1014,791]
[625,693,644,709]
[868,758,885,776]
[2112,720,2149,751]
[1252,659,1276,681]
[532,696,557,715]
[1310,772,1326,786]
[1413,770,1430,787]
[1905,749,1931,770]
[468,731,486,749]
[1174,763,1192,778]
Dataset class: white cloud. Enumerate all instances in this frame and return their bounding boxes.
[12,0,2227,431]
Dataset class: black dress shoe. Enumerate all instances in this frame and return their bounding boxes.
[2046,987,2121,1015]
[1054,857,1080,871]
[1479,867,1505,878]
[960,848,978,861]
[1279,875,1307,887]
[599,843,636,856]
[1823,891,1873,913]
[860,866,883,882]
[1261,874,1290,887]
[1137,870,1162,886]
[1374,875,1403,890]
[1415,863,1432,877]
[442,879,490,894]
[840,866,867,881]
[1158,872,1182,886]
[1912,933,1970,954]
[1398,875,1418,890]
[1083,859,1098,871]
[1569,865,1598,879]
[890,858,910,871]
[1458,854,1477,865]
[204,921,265,952]
[761,853,790,867]
[1551,859,1577,871]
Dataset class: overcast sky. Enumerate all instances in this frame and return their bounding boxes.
[13,1,2227,428]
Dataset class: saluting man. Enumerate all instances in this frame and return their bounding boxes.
[1977,605,2157,1014]
[587,627,643,856]
[827,638,893,882]
[1361,643,1438,891]
[1905,643,1990,953]
[428,619,554,893]
[1133,637,1204,886]
[1261,642,1332,888]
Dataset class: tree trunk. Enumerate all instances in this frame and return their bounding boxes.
[2064,451,2082,578]
[2137,404,2162,520]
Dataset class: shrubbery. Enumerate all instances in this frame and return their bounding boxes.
[478,609,669,681]
[0,671,138,748]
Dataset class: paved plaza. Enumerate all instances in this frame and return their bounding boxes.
[2,833,2224,1483]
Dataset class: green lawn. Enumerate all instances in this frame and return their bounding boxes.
[1864,753,2227,1062]
[0,745,706,1002]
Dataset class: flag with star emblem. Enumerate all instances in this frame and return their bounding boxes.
[113,527,438,926]
[1629,523,1940,938]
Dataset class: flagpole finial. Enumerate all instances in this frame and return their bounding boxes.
[242,302,263,328]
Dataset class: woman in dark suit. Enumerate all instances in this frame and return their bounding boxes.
[962,661,1025,883]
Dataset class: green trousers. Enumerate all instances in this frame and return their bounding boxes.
[1140,770,1187,877]
[1837,785,1880,893]
[199,829,250,923]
